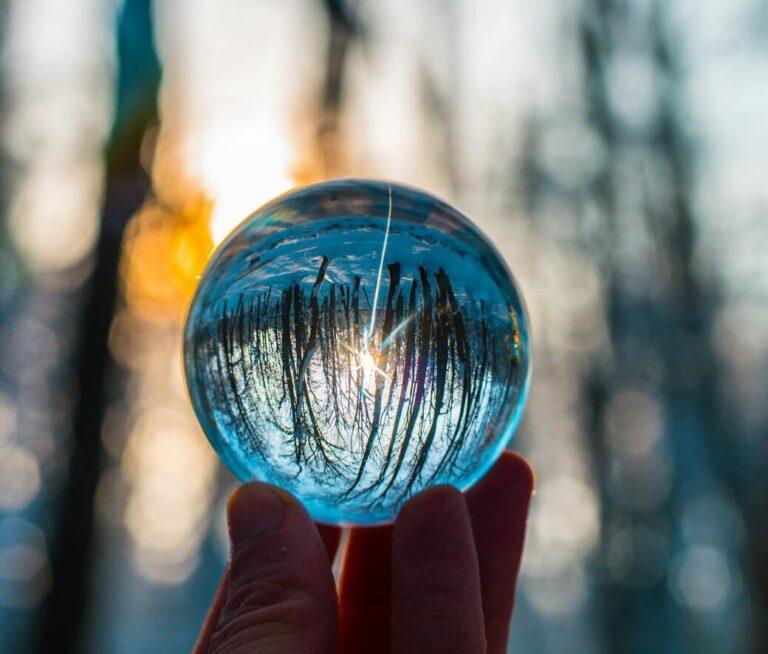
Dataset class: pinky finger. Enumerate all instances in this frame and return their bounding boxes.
[466,451,534,654]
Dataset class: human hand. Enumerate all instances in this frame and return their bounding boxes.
[193,451,534,654]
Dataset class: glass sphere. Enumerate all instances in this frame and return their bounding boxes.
[184,179,530,524]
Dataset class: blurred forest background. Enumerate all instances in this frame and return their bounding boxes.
[0,0,766,652]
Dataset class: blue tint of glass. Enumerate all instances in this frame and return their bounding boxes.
[184,179,531,524]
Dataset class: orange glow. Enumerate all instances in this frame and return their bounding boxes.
[121,194,214,324]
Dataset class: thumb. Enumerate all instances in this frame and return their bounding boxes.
[207,483,338,654]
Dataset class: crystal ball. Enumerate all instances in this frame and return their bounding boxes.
[184,179,530,524]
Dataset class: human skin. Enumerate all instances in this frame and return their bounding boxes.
[193,451,534,654]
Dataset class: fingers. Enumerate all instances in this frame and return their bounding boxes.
[207,483,338,654]
[338,526,393,654]
[199,454,533,654]
[392,486,486,654]
[466,452,534,654]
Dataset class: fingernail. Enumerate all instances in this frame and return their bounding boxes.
[227,484,287,547]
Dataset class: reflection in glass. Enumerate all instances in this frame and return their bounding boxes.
[185,180,531,523]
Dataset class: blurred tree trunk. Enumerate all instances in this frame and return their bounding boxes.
[577,4,675,652]
[315,0,360,177]
[36,0,161,651]
[579,1,766,653]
